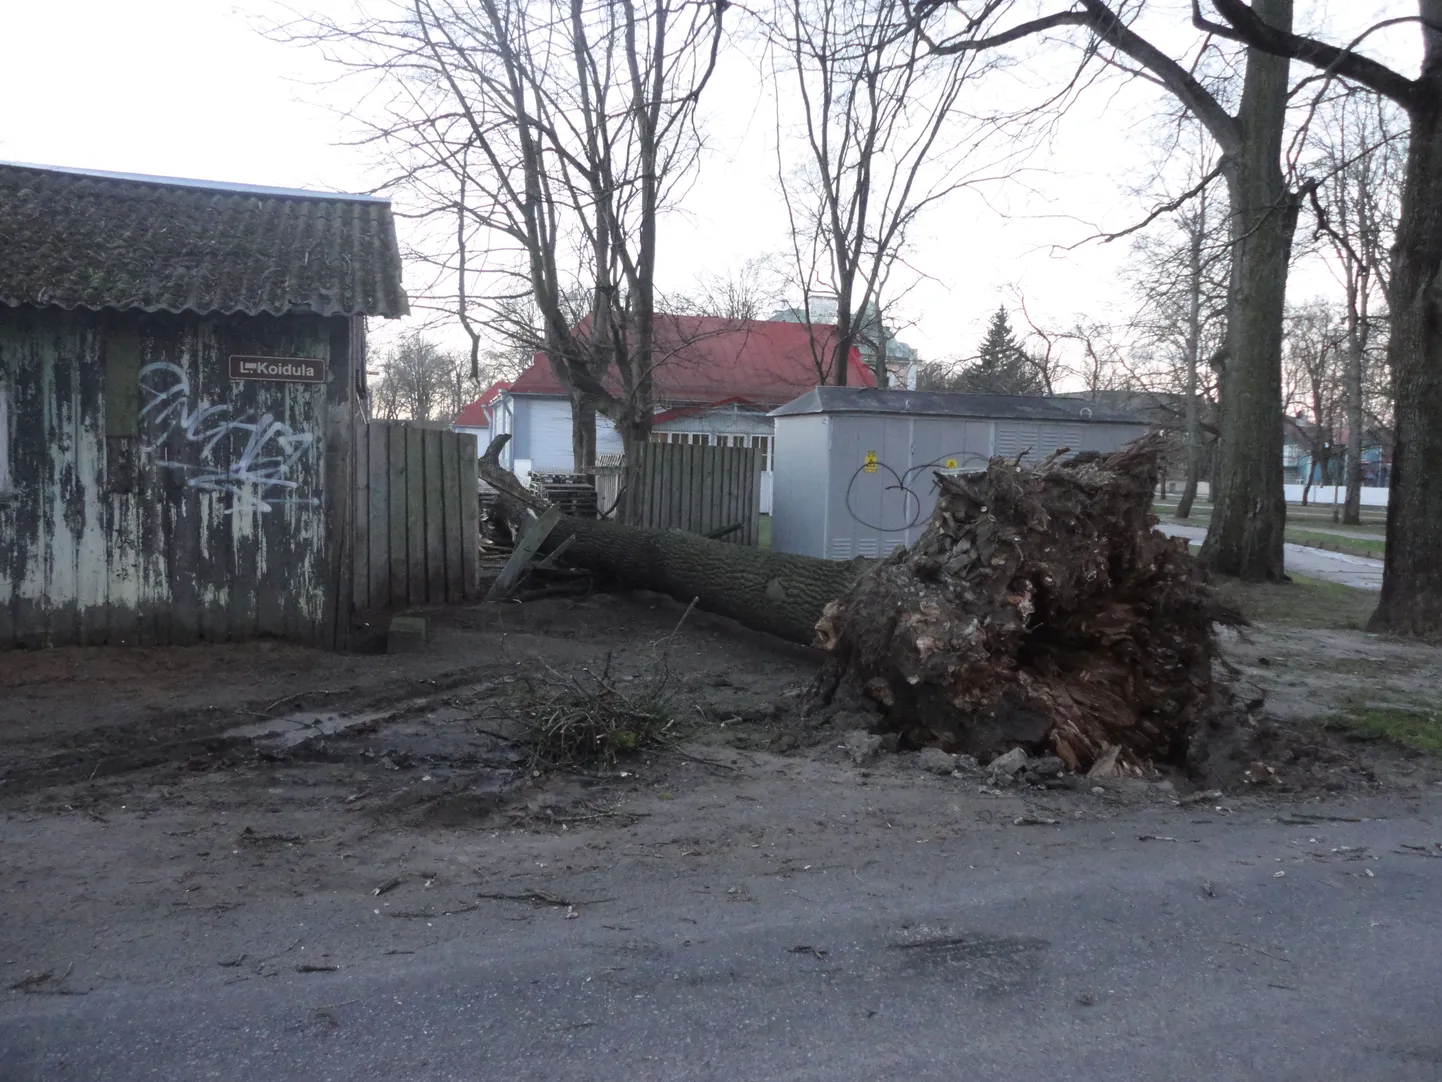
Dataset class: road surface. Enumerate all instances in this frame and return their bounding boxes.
[4,805,1441,1081]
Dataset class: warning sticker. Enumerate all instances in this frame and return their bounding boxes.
[864,450,878,473]
[945,458,958,469]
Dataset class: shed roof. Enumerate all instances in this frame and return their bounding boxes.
[770,386,1149,424]
[0,162,409,318]
[507,315,874,405]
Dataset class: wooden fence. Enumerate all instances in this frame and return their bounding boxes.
[352,422,479,611]
[605,442,762,545]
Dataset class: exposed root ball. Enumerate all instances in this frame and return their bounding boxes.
[812,433,1242,771]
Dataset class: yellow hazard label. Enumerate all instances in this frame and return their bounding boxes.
[864,450,878,473]
[945,458,958,469]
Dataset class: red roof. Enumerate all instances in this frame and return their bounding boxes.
[452,380,510,427]
[507,316,875,406]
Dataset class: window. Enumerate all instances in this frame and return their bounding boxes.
[0,383,10,496]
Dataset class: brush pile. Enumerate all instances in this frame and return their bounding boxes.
[512,655,680,770]
[813,433,1242,772]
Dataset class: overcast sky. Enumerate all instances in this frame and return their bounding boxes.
[1,0,1420,374]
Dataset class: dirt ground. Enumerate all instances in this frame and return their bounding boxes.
[3,590,1442,994]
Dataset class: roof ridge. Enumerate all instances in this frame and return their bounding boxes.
[0,160,390,204]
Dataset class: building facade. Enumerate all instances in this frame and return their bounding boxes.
[0,163,408,647]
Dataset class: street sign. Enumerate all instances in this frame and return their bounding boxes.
[228,355,327,383]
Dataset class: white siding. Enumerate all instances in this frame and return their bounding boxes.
[452,424,491,457]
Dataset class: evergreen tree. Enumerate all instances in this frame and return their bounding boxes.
[955,306,1044,395]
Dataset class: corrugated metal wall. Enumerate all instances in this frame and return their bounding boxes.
[0,305,351,646]
[770,412,1150,560]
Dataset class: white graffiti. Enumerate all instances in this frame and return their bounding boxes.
[139,362,319,512]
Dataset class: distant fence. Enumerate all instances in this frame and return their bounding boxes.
[595,443,762,544]
[353,421,479,611]
[1284,484,1389,508]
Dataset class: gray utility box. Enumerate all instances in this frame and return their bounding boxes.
[769,387,1150,560]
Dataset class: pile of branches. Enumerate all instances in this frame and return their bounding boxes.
[511,654,681,771]
[813,433,1243,772]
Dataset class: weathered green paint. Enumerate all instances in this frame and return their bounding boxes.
[0,304,356,647]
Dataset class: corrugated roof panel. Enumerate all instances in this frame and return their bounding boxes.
[770,386,1148,425]
[0,162,409,318]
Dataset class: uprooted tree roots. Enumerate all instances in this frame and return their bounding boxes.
[812,432,1245,773]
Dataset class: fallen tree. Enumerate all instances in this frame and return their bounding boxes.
[813,433,1242,771]
[478,436,865,643]
[480,431,1241,771]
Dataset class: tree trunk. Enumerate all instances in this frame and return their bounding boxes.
[1178,209,1205,520]
[1199,1,1295,581]
[1370,78,1442,634]
[480,434,863,643]
[542,515,865,644]
[1342,277,1365,525]
[571,392,598,472]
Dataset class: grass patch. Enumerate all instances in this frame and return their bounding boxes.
[1323,698,1442,757]
[1211,572,1377,630]
[1287,529,1386,558]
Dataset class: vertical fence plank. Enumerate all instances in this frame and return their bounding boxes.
[423,429,445,604]
[405,425,425,605]
[388,424,408,607]
[352,420,369,612]
[747,446,760,546]
[442,431,464,604]
[367,424,389,610]
[458,433,478,598]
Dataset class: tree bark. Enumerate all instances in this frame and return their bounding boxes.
[1198,0,1295,581]
[480,434,863,643]
[571,391,598,471]
[1370,80,1442,634]
[1342,276,1366,525]
[1177,199,1206,520]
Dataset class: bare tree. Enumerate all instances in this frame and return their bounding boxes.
[772,0,998,385]
[281,0,726,471]
[1305,90,1405,524]
[1125,142,1231,518]
[916,0,1309,582]
[1189,1,1442,633]
[673,255,791,321]
[369,332,487,421]
[1281,302,1346,506]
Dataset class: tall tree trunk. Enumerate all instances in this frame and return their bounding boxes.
[1199,0,1295,581]
[1178,200,1206,520]
[1342,276,1366,524]
[571,392,598,471]
[1370,67,1442,633]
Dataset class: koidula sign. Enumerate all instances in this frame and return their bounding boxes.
[229,355,327,384]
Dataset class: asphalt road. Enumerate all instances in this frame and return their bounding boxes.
[1159,523,1384,590]
[5,809,1441,1081]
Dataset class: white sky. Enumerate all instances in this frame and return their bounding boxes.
[0,0,1421,374]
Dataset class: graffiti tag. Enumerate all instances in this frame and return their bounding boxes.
[846,450,990,532]
[139,362,318,512]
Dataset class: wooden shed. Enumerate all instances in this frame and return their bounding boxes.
[0,162,410,648]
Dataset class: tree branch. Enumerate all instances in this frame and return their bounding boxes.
[1198,1,1421,109]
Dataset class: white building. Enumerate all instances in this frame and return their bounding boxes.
[449,380,510,457]
[491,315,876,512]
